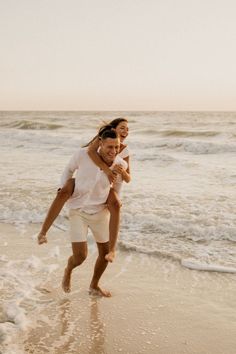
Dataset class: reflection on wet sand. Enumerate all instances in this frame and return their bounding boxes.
[23,292,107,354]
[58,298,75,352]
[57,296,106,353]
[88,297,106,354]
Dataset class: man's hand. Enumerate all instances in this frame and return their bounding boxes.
[38,232,48,245]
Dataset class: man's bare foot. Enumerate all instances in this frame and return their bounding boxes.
[62,268,72,293]
[89,286,111,297]
[37,232,47,245]
[105,251,115,263]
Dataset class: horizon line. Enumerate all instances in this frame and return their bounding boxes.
[1,109,236,113]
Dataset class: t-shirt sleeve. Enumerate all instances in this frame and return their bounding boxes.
[60,148,82,187]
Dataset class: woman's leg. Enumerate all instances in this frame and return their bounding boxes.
[38,178,75,244]
[105,188,121,262]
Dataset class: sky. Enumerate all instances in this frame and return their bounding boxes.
[0,0,236,111]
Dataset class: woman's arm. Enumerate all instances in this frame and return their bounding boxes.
[88,137,116,183]
[113,156,131,183]
[123,156,131,183]
[60,149,81,187]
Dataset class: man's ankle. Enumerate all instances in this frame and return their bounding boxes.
[90,281,98,289]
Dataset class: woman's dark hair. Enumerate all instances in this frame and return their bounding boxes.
[83,118,127,147]
[109,117,128,129]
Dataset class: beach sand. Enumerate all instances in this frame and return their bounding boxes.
[1,223,236,354]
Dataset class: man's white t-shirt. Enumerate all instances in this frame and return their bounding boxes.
[60,147,127,214]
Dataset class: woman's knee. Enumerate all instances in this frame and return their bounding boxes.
[108,198,122,211]
[107,190,122,211]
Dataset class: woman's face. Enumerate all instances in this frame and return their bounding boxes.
[115,121,129,143]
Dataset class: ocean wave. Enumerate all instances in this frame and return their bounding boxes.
[181,259,236,273]
[119,242,236,274]
[131,127,221,139]
[118,206,236,273]
[178,140,236,154]
[135,153,177,163]
[119,241,181,261]
[153,139,236,154]
[122,209,236,243]
[130,138,236,155]
[2,120,63,130]
[133,128,159,135]
[161,130,219,138]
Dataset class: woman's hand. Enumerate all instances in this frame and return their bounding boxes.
[112,164,125,176]
[113,164,130,183]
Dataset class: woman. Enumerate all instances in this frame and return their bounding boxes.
[38,118,131,262]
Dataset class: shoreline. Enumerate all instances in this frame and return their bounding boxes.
[0,223,236,354]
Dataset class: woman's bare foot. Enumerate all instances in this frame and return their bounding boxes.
[62,268,72,293]
[89,286,111,297]
[105,251,115,263]
[37,232,47,245]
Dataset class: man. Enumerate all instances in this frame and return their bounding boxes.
[60,128,127,297]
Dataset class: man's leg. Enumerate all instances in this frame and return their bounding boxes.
[89,242,111,297]
[62,242,87,293]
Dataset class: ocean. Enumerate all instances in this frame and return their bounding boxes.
[1,111,236,353]
[0,111,236,271]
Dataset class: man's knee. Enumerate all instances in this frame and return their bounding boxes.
[73,251,87,266]
[97,242,109,259]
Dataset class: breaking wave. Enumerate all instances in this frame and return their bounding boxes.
[2,120,63,130]
[161,130,220,138]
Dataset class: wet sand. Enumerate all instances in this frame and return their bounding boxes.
[1,223,236,354]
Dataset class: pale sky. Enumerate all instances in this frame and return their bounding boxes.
[0,0,236,111]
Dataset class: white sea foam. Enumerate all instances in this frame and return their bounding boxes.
[181,259,236,273]
[23,255,43,270]
[167,139,236,154]
[0,249,60,353]
[0,255,8,262]
[2,302,29,329]
[49,246,60,258]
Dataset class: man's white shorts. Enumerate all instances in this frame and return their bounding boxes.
[69,208,110,243]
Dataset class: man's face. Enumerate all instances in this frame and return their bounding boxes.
[99,137,120,165]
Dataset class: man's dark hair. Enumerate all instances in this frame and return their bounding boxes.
[83,124,118,147]
[99,125,118,141]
